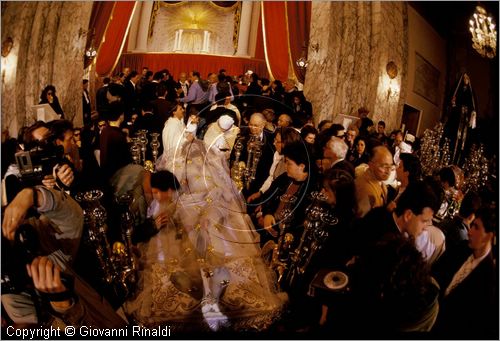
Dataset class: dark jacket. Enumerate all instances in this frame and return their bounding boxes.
[99,126,132,181]
[230,128,275,198]
[432,244,498,338]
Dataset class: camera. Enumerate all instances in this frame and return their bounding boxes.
[1,224,73,295]
[15,144,65,187]
[1,224,40,294]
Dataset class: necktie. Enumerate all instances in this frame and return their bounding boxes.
[445,255,474,296]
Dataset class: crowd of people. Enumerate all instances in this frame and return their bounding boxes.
[1,66,497,338]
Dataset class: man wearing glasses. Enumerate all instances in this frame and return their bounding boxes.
[355,145,394,218]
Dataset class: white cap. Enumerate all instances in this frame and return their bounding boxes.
[218,115,234,131]
[405,133,415,143]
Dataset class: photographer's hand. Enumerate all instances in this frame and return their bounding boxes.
[42,164,74,189]
[2,188,39,240]
[55,164,74,188]
[26,256,72,310]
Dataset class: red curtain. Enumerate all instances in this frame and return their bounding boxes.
[117,53,268,79]
[286,2,311,84]
[255,12,264,61]
[261,2,289,81]
[95,1,135,76]
[85,1,115,69]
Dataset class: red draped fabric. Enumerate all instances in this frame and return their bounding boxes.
[261,2,289,81]
[85,1,115,69]
[95,1,135,76]
[286,2,311,84]
[117,53,268,79]
[255,12,264,61]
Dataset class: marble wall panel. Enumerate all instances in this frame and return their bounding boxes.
[1,1,92,137]
[304,1,408,132]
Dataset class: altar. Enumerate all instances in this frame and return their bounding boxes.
[173,28,213,54]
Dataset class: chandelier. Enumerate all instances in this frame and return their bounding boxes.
[469,6,497,59]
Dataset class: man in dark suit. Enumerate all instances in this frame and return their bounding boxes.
[96,77,110,116]
[150,83,174,129]
[432,207,498,338]
[123,70,141,121]
[230,112,275,202]
[141,71,162,108]
[351,180,440,258]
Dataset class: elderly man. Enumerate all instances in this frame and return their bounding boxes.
[230,113,275,200]
[321,136,354,176]
[393,130,412,166]
[355,145,394,218]
[277,113,293,128]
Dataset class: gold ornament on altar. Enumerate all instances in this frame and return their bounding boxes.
[113,241,126,255]
[144,160,154,173]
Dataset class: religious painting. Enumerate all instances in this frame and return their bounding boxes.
[413,52,440,105]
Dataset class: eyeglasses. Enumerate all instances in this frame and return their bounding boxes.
[47,92,54,95]
[376,163,395,171]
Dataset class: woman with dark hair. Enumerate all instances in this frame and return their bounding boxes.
[39,85,65,118]
[292,92,313,126]
[259,141,318,247]
[301,125,318,145]
[347,136,369,167]
[132,170,181,244]
[268,80,286,114]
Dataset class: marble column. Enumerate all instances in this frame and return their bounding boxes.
[135,1,153,52]
[247,2,261,58]
[1,1,93,135]
[303,1,407,132]
[127,1,142,52]
[235,1,253,57]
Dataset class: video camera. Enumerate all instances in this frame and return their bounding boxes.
[1,224,40,294]
[1,224,74,295]
[15,143,66,187]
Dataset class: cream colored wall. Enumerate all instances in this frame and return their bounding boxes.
[406,6,447,136]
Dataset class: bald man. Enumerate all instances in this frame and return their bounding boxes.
[230,112,275,200]
[277,114,292,128]
[355,145,394,218]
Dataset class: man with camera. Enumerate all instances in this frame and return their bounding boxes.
[19,121,76,194]
[2,130,126,329]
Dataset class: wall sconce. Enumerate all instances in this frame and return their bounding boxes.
[84,28,97,60]
[296,41,310,69]
[1,37,13,58]
[386,61,399,100]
